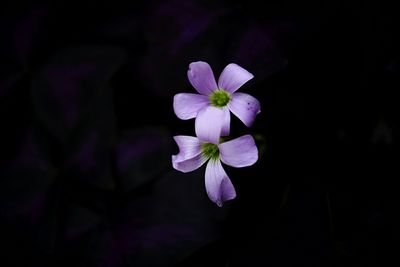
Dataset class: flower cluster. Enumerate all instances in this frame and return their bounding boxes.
[172,61,261,207]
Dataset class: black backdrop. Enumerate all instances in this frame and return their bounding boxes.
[1,1,398,266]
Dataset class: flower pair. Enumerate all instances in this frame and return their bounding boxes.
[172,61,260,206]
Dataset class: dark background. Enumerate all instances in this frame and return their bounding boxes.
[0,1,398,266]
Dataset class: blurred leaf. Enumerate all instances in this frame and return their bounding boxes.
[0,64,30,165]
[144,0,220,55]
[31,46,125,142]
[63,86,117,190]
[253,133,267,159]
[0,6,45,63]
[0,69,23,98]
[138,0,223,99]
[0,127,52,223]
[14,8,45,62]
[65,204,102,240]
[233,23,288,80]
[92,169,230,267]
[116,126,172,192]
[280,184,291,208]
[61,169,231,267]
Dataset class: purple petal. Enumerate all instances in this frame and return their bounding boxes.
[195,106,224,144]
[219,135,258,168]
[229,92,261,127]
[172,154,208,173]
[205,160,236,207]
[173,93,209,120]
[187,61,218,95]
[172,135,202,162]
[221,107,231,136]
[218,63,254,93]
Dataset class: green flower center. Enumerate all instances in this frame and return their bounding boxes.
[201,143,219,161]
[209,89,231,108]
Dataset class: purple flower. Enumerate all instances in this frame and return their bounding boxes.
[172,107,258,207]
[173,61,261,136]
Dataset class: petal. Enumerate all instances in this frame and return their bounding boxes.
[172,154,208,173]
[173,93,209,120]
[172,135,202,162]
[221,107,231,136]
[229,92,261,127]
[205,160,236,207]
[187,61,218,95]
[219,135,258,168]
[195,106,224,144]
[218,63,254,93]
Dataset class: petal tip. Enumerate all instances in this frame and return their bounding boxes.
[228,63,254,78]
[218,63,254,93]
[187,61,217,95]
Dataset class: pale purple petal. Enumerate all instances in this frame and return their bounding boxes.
[229,92,261,127]
[221,107,231,136]
[218,63,254,93]
[173,93,209,120]
[219,135,258,168]
[172,135,202,162]
[172,154,208,173]
[187,61,218,95]
[195,106,224,144]
[205,160,236,207]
